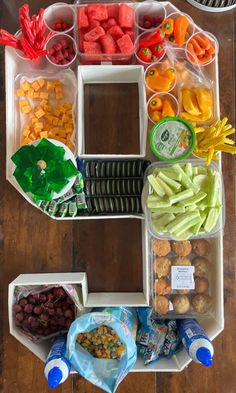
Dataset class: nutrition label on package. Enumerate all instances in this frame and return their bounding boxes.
[171,266,195,290]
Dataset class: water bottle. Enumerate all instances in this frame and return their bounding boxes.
[177,319,214,367]
[44,334,71,389]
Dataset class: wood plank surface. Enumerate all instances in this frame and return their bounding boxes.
[0,1,235,393]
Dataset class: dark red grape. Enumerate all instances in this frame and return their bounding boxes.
[19,298,28,307]
[13,304,22,313]
[15,312,24,322]
[33,305,43,315]
[22,319,30,330]
[48,308,55,316]
[39,294,47,302]
[47,302,54,309]
[47,293,54,302]
[28,295,36,304]
[28,316,40,328]
[55,287,66,298]
[56,307,63,316]
[51,317,59,326]
[37,328,43,335]
[33,293,40,302]
[40,313,49,322]
[65,318,73,329]
[66,296,74,305]
[24,304,33,314]
[58,317,65,327]
[64,308,73,318]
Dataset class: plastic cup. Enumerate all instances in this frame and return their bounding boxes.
[44,3,76,35]
[134,0,166,33]
[14,30,45,69]
[164,12,195,47]
[45,33,77,69]
[134,31,166,67]
[145,61,177,95]
[185,31,219,67]
[147,92,179,124]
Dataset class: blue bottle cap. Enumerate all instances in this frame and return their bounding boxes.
[196,347,213,367]
[48,367,63,389]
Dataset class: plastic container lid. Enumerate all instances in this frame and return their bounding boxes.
[196,347,213,367]
[48,367,63,389]
[149,117,196,163]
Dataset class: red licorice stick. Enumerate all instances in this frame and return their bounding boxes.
[20,37,38,59]
[0,38,18,48]
[0,29,19,42]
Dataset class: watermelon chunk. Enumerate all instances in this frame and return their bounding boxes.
[78,7,89,30]
[119,4,134,29]
[84,26,105,42]
[107,25,124,41]
[117,34,134,54]
[89,18,100,28]
[123,28,134,43]
[100,34,117,54]
[107,18,117,29]
[101,21,109,31]
[78,31,85,52]
[83,41,102,54]
[87,4,108,21]
[107,4,119,19]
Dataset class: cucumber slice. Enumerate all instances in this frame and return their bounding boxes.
[148,200,172,209]
[175,217,202,236]
[174,164,199,193]
[169,189,194,205]
[158,171,182,191]
[193,174,209,192]
[155,176,174,196]
[148,174,165,197]
[152,212,165,219]
[171,230,193,241]
[204,207,221,232]
[185,163,193,178]
[153,167,182,181]
[153,213,175,232]
[179,191,207,207]
[208,170,220,207]
[150,206,185,214]
[197,166,207,175]
[166,211,200,233]
[185,204,197,212]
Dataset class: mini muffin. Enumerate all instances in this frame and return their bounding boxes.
[155,278,171,295]
[172,240,192,256]
[154,257,171,278]
[192,294,213,313]
[152,239,171,257]
[194,257,210,277]
[192,239,211,256]
[154,295,169,315]
[172,295,190,314]
[195,277,209,294]
[172,257,192,266]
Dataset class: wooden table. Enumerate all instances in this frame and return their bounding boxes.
[0,1,235,392]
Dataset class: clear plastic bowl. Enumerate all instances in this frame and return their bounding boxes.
[185,31,219,67]
[44,3,76,35]
[134,0,166,33]
[142,159,225,240]
[147,92,179,124]
[145,60,177,94]
[164,12,195,47]
[134,31,166,67]
[45,33,77,69]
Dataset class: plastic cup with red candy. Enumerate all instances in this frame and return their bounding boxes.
[46,34,77,66]
[52,18,72,32]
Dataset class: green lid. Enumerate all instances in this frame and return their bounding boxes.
[149,116,196,163]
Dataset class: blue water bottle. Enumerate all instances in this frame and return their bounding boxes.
[44,334,71,389]
[177,319,214,367]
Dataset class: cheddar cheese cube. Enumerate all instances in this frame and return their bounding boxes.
[23,128,31,137]
[62,114,69,123]
[33,92,40,99]
[52,118,59,126]
[21,106,31,114]
[21,137,31,145]
[31,117,38,124]
[40,131,48,138]
[16,89,25,97]
[54,109,60,117]
[55,86,62,94]
[27,89,34,98]
[34,122,44,131]
[35,108,45,119]
[21,81,31,91]
[56,93,64,100]
[57,120,63,126]
[39,92,49,100]
[29,132,37,141]
[19,100,29,107]
[46,81,54,91]
[32,81,40,91]
[37,79,45,88]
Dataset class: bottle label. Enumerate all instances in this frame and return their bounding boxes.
[46,335,67,364]
[171,266,195,290]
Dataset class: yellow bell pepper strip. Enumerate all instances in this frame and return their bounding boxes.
[193,118,236,165]
[174,15,189,46]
